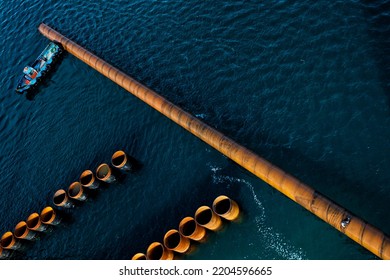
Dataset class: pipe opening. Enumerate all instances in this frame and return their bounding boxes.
[214,198,231,215]
[112,151,126,167]
[181,220,196,236]
[68,182,82,197]
[96,164,111,179]
[26,213,40,229]
[212,195,240,221]
[1,232,14,248]
[40,207,55,223]
[14,222,28,238]
[147,243,164,260]
[196,208,212,225]
[179,217,206,241]
[80,170,94,185]
[165,232,181,249]
[53,190,67,205]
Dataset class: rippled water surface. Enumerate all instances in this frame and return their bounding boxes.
[0,0,389,259]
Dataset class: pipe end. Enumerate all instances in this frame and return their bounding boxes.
[212,195,240,221]
[80,170,98,188]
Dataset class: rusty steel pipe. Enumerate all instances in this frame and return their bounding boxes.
[111,150,133,171]
[195,206,223,231]
[212,195,240,221]
[68,182,87,201]
[163,229,191,254]
[96,163,116,183]
[26,212,48,232]
[53,189,75,208]
[146,242,174,260]
[14,221,37,240]
[38,23,390,259]
[80,170,100,189]
[179,216,207,242]
[40,206,61,225]
[1,232,21,250]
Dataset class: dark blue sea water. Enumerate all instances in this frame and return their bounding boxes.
[0,0,389,260]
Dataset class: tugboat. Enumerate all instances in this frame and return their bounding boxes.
[15,41,63,94]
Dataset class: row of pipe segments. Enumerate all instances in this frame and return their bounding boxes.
[0,150,134,259]
[131,195,240,260]
[53,150,134,207]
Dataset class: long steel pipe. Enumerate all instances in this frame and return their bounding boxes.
[38,23,390,259]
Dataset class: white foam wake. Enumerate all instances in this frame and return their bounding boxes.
[209,165,306,260]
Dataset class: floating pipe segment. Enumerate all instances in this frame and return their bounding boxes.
[38,23,390,259]
[195,206,223,231]
[111,150,133,171]
[80,170,100,189]
[96,163,116,183]
[26,213,48,232]
[1,232,21,250]
[40,206,61,225]
[146,242,174,260]
[14,221,37,240]
[68,182,87,201]
[179,216,207,242]
[163,229,191,254]
[53,189,74,208]
[212,195,240,221]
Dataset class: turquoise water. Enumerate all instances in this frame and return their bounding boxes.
[0,0,389,260]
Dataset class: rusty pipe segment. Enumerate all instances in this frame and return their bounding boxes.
[14,221,37,240]
[212,195,240,221]
[40,206,61,225]
[68,182,87,201]
[38,23,390,259]
[1,232,22,250]
[26,212,48,232]
[96,163,116,183]
[146,242,174,260]
[53,189,75,208]
[179,216,207,242]
[111,150,134,172]
[194,206,223,231]
[80,170,100,189]
[163,229,191,254]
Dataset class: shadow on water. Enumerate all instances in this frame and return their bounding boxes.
[362,0,390,109]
